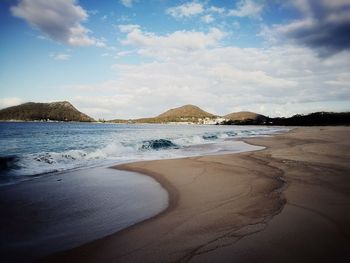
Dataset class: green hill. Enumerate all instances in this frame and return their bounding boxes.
[0,101,95,122]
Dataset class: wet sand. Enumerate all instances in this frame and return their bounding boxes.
[46,127,350,262]
[0,167,167,262]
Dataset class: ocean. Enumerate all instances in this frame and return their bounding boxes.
[0,122,287,184]
[0,122,289,260]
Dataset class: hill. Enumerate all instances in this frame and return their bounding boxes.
[111,104,217,124]
[221,111,350,126]
[110,107,350,126]
[151,104,216,123]
[267,112,350,126]
[223,111,267,124]
[157,104,215,119]
[0,101,95,122]
[224,111,266,121]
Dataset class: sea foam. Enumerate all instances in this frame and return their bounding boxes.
[0,122,288,182]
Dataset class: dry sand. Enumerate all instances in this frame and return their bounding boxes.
[46,127,350,263]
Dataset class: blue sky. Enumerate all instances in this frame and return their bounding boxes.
[1,0,349,119]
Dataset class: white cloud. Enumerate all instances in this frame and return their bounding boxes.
[67,26,350,119]
[0,97,24,109]
[207,64,296,88]
[201,14,214,24]
[10,0,102,46]
[118,24,140,33]
[119,25,226,58]
[228,0,264,19]
[208,6,226,14]
[70,94,138,119]
[166,2,204,18]
[49,52,71,61]
[324,73,350,86]
[275,18,316,34]
[120,0,133,8]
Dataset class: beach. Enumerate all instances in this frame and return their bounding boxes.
[45,126,350,262]
[0,124,286,262]
[3,0,350,261]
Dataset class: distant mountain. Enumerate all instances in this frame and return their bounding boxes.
[157,104,215,119]
[111,104,217,124]
[223,111,267,124]
[0,101,95,122]
[110,106,350,126]
[267,112,350,126]
[222,111,350,126]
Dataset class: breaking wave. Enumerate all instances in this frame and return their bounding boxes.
[202,134,218,140]
[140,139,178,150]
[0,123,289,181]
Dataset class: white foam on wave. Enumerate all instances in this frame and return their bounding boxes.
[4,126,289,178]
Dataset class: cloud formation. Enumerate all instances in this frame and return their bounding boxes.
[5,1,349,119]
[228,0,263,19]
[68,27,350,120]
[11,0,102,46]
[118,25,226,58]
[268,0,350,55]
[120,0,133,8]
[166,1,265,22]
[208,6,226,14]
[166,2,204,18]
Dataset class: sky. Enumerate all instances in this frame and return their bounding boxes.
[0,0,350,119]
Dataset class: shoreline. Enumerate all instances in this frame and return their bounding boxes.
[115,162,180,228]
[0,124,284,187]
[109,127,293,248]
[112,155,287,263]
[95,127,295,247]
[0,167,168,263]
[44,126,350,262]
[113,150,286,240]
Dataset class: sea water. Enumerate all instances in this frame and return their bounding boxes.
[0,122,288,183]
[0,122,288,259]
[0,122,287,183]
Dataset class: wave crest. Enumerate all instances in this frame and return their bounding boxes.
[141,139,178,150]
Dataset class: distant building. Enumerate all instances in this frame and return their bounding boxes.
[198,117,227,125]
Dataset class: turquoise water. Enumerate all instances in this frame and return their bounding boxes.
[0,122,287,182]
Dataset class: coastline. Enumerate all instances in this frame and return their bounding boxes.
[44,126,350,262]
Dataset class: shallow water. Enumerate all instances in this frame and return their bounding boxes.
[0,167,168,261]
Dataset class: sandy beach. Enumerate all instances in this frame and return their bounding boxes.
[43,126,350,262]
